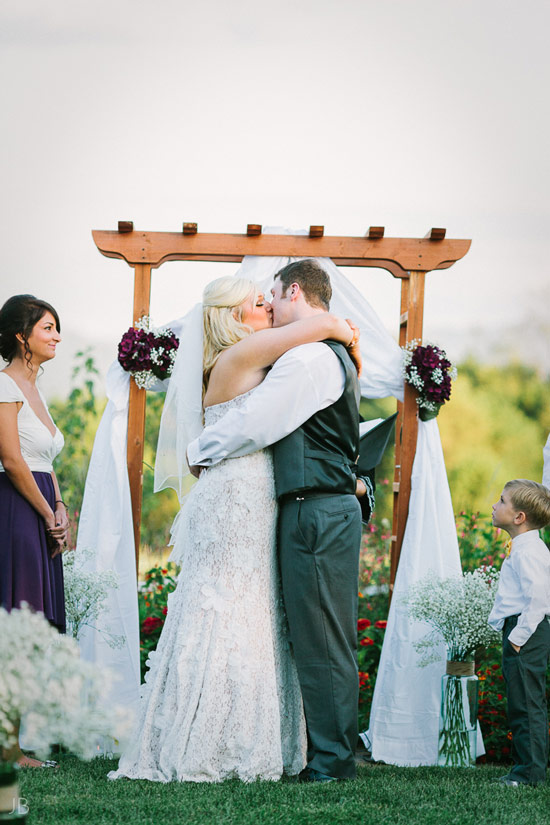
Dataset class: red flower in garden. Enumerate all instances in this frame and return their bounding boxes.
[374,620,387,630]
[358,671,369,685]
[141,616,164,635]
[162,568,168,575]
[357,618,371,631]
[360,637,375,647]
[162,606,168,616]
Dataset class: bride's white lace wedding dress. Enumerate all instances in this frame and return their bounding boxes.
[109,392,306,783]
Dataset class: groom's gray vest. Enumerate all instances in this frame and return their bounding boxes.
[272,341,360,499]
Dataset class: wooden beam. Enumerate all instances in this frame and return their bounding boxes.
[425,227,446,240]
[309,225,324,238]
[368,226,385,239]
[126,263,152,576]
[91,226,471,594]
[390,270,425,597]
[92,230,471,275]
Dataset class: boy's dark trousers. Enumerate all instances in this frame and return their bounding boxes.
[502,615,550,785]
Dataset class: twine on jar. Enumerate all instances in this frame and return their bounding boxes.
[446,660,475,677]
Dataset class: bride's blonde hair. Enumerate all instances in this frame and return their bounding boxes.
[202,276,258,392]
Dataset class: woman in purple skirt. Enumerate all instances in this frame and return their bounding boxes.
[0,294,68,767]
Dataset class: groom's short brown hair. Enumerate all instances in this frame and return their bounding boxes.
[274,259,332,311]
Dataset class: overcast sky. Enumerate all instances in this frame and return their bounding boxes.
[1,0,548,395]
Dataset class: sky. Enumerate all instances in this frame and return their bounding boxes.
[1,0,548,396]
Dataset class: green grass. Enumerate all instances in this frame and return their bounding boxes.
[16,756,550,825]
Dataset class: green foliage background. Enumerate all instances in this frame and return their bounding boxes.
[51,353,550,554]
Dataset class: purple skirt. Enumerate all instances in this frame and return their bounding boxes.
[0,471,66,633]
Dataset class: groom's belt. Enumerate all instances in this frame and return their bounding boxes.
[279,490,348,504]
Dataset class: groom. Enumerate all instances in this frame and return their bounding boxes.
[187,259,365,781]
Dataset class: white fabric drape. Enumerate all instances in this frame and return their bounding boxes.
[543,433,550,489]
[76,228,469,764]
[363,420,467,764]
[75,363,141,724]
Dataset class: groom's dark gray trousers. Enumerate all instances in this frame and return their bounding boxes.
[273,340,362,779]
[278,492,362,779]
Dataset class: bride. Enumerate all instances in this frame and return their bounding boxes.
[109,275,358,783]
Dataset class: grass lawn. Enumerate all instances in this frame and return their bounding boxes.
[17,756,550,825]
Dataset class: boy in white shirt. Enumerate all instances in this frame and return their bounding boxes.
[488,479,550,786]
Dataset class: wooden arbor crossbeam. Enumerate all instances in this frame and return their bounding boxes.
[92,225,471,590]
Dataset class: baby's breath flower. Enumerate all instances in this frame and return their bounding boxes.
[0,605,131,756]
[405,567,500,665]
[64,549,125,649]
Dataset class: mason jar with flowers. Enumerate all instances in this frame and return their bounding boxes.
[406,567,501,767]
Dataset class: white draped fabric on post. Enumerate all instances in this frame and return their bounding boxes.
[543,433,550,489]
[77,227,473,763]
[75,364,141,729]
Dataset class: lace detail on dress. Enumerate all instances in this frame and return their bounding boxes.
[109,390,306,783]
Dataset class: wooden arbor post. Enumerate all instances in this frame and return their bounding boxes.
[92,224,471,580]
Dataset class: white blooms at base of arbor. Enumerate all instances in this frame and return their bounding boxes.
[406,567,501,665]
[0,605,131,758]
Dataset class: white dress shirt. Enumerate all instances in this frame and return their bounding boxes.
[187,343,345,467]
[488,530,550,647]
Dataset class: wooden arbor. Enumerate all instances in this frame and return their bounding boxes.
[92,223,471,589]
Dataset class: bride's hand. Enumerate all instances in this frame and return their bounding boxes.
[345,320,362,377]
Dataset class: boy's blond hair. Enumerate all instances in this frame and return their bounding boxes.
[504,479,550,530]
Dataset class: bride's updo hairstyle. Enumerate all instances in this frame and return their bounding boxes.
[0,294,61,368]
[202,276,258,390]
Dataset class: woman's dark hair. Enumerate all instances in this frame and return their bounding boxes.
[0,294,61,368]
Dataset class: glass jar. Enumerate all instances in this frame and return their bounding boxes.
[437,660,479,768]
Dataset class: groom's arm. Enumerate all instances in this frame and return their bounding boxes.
[187,343,345,467]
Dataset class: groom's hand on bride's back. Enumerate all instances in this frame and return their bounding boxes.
[187,452,205,479]
[344,320,362,377]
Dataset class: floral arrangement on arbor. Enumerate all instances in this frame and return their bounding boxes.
[63,549,124,648]
[402,340,457,420]
[0,605,129,760]
[406,567,500,665]
[118,316,179,390]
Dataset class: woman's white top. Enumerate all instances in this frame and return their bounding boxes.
[0,372,64,473]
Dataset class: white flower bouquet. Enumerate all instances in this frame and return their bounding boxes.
[0,605,130,760]
[63,549,124,648]
[406,567,500,665]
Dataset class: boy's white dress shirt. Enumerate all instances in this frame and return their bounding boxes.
[488,530,550,647]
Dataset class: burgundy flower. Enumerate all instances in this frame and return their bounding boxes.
[118,324,179,378]
[141,616,164,635]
